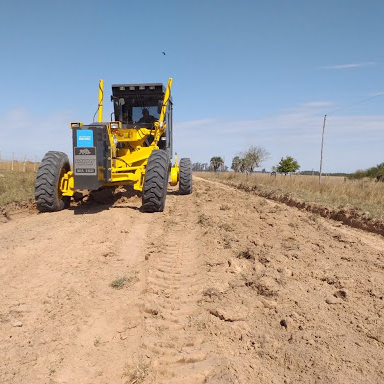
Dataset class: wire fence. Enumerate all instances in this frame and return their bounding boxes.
[0,153,40,173]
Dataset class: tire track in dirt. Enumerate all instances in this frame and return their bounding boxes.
[2,178,383,383]
[191,177,384,383]
[138,192,228,383]
[0,193,153,384]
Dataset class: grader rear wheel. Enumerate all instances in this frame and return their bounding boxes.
[179,158,192,195]
[142,150,170,212]
[35,151,71,212]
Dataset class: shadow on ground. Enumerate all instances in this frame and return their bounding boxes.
[70,187,142,215]
[70,187,180,215]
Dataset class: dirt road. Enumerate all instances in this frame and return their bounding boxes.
[1,177,383,383]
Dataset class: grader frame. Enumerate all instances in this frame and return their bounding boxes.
[35,78,192,213]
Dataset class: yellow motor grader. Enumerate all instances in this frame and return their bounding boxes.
[35,78,192,212]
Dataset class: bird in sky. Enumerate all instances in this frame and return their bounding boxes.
[162,51,166,55]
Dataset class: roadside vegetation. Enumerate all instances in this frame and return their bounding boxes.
[231,146,270,173]
[0,161,37,206]
[196,145,384,220]
[274,156,300,174]
[349,162,384,180]
[196,172,384,220]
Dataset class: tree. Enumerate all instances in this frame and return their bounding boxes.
[241,146,270,173]
[349,162,384,180]
[231,156,242,172]
[230,146,270,174]
[276,156,300,175]
[210,156,224,172]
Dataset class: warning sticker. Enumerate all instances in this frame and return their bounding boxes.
[74,147,97,175]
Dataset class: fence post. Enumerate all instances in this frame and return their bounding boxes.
[34,156,37,172]
[11,153,14,171]
[23,155,27,172]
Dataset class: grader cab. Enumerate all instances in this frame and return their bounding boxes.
[35,78,192,213]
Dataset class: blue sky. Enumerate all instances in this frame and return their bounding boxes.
[0,0,383,172]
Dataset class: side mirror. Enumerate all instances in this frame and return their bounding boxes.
[158,100,163,115]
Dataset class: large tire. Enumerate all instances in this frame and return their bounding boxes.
[35,151,71,212]
[142,150,170,212]
[179,158,192,195]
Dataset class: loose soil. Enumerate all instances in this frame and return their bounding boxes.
[227,180,384,237]
[0,177,383,383]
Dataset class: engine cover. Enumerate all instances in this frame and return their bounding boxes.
[72,125,111,190]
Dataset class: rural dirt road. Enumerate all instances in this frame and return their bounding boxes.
[1,177,383,383]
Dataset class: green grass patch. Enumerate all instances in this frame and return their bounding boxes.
[110,276,129,290]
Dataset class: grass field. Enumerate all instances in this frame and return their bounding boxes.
[0,161,37,206]
[196,172,384,220]
[2,163,384,220]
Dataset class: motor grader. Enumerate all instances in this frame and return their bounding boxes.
[35,78,192,212]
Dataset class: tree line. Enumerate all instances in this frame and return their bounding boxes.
[348,162,384,180]
[192,161,229,172]
[192,146,301,174]
[192,147,384,179]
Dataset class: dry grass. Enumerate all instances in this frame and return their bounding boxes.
[0,170,36,206]
[196,172,384,220]
[0,160,39,173]
[0,161,39,207]
[123,358,149,384]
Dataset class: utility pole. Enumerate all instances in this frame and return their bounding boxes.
[319,114,327,185]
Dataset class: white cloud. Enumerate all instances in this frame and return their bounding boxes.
[174,104,384,173]
[298,101,333,108]
[1,105,383,174]
[0,107,76,161]
[321,62,376,69]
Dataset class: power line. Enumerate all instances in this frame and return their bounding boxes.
[318,92,383,183]
[326,92,384,116]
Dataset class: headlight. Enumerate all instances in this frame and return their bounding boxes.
[110,122,119,129]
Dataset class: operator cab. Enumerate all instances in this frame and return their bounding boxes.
[111,83,171,128]
[111,83,173,154]
[111,83,173,151]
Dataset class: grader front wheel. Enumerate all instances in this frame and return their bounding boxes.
[179,158,192,195]
[142,150,170,212]
[35,151,71,212]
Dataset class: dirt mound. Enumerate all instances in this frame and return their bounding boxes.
[0,199,36,223]
[227,181,384,237]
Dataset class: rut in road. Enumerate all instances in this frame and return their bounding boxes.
[140,201,226,383]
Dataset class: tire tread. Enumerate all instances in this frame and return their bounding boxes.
[35,151,70,212]
[179,158,192,195]
[142,150,170,212]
